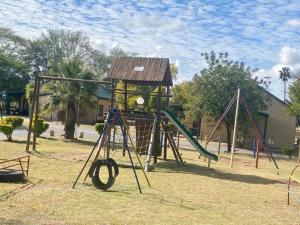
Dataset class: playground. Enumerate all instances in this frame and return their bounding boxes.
[1,56,300,225]
[0,137,299,225]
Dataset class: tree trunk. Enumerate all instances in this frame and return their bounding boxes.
[226,123,232,152]
[7,134,12,142]
[64,101,77,139]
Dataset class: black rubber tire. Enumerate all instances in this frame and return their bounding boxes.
[91,159,116,190]
[0,170,25,183]
[106,158,119,177]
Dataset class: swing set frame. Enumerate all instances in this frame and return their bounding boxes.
[25,75,113,153]
[205,88,279,170]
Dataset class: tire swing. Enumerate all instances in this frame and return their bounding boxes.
[89,158,119,190]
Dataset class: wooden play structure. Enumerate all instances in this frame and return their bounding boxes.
[26,56,218,192]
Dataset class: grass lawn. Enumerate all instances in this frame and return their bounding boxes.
[0,137,299,225]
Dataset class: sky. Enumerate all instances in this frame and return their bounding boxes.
[0,0,300,99]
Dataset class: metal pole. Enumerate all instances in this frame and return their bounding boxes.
[230,88,240,168]
[25,77,38,152]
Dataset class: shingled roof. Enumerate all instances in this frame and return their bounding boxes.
[107,57,173,86]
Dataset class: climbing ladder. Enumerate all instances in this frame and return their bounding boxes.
[161,121,183,165]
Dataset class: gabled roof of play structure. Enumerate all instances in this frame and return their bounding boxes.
[107,57,173,86]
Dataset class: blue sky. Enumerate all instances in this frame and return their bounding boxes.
[0,0,300,99]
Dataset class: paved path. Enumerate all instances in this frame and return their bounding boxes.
[0,118,287,160]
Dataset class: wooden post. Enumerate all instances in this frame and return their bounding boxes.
[110,82,115,110]
[204,135,208,161]
[196,119,201,142]
[218,135,221,155]
[122,82,128,156]
[230,88,240,168]
[163,86,170,160]
[204,135,208,149]
[177,130,180,150]
[32,77,41,151]
[124,82,128,111]
[298,143,300,164]
[25,76,38,152]
[154,85,162,164]
[145,115,158,172]
[255,140,260,168]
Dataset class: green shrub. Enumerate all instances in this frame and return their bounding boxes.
[282,146,297,159]
[4,116,24,129]
[0,116,24,141]
[33,116,49,137]
[167,124,177,136]
[95,123,105,134]
[0,123,13,141]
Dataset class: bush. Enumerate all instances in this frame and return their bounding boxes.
[33,116,49,137]
[0,123,13,141]
[4,116,24,129]
[282,146,297,159]
[167,124,177,136]
[0,116,24,141]
[95,123,105,134]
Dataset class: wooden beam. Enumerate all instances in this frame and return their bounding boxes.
[32,78,41,151]
[25,76,38,152]
[230,88,240,168]
[38,75,112,85]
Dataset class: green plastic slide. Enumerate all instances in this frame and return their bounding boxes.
[162,109,218,161]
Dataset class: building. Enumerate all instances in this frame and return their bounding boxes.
[4,90,28,116]
[39,85,112,124]
[200,90,296,149]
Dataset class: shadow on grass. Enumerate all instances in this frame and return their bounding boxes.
[0,179,42,201]
[1,140,34,145]
[155,161,282,185]
[63,138,96,147]
[39,137,97,147]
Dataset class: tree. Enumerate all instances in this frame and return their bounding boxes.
[189,52,269,152]
[0,53,30,93]
[44,59,96,139]
[25,29,113,139]
[0,27,30,93]
[171,81,194,124]
[279,66,291,101]
[0,27,27,59]
[287,79,300,116]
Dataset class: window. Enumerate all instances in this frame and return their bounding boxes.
[133,66,144,72]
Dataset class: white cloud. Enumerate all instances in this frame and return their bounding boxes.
[279,46,300,65]
[0,0,299,100]
[286,19,300,27]
[174,59,180,68]
[254,46,300,100]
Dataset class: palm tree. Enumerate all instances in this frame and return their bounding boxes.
[279,67,291,101]
[44,59,96,139]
